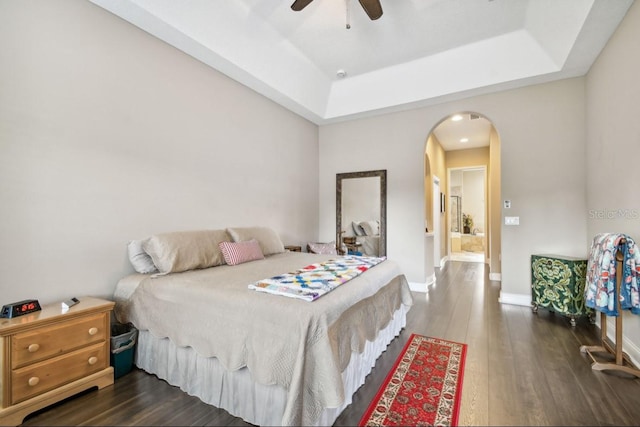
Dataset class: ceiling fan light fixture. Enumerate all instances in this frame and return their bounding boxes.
[290,0,382,21]
[358,0,383,20]
[290,0,313,11]
[345,0,351,29]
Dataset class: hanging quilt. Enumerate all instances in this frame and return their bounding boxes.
[584,233,640,316]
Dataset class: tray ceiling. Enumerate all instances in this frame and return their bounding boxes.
[89,0,633,125]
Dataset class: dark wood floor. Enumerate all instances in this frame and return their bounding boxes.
[21,261,640,426]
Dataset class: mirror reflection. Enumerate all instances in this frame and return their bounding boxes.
[336,170,386,257]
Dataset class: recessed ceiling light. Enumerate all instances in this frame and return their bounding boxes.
[460,138,469,143]
[451,114,463,121]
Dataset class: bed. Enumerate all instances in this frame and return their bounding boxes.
[115,227,413,426]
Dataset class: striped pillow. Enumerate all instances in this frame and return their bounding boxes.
[219,239,265,266]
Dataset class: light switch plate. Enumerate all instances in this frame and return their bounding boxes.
[505,216,520,225]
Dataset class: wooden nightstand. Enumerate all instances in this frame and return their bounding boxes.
[284,245,302,252]
[0,296,115,426]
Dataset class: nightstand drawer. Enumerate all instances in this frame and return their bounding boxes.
[11,342,108,404]
[11,313,107,369]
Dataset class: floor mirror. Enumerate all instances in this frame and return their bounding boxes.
[336,170,386,257]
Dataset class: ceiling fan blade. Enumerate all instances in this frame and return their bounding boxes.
[358,0,383,20]
[291,0,314,12]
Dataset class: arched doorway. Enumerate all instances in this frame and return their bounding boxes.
[424,111,501,279]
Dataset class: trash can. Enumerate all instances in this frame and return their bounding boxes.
[110,323,138,379]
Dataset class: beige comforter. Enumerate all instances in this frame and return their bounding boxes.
[113,252,413,426]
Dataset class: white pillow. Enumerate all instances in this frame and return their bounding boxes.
[127,240,158,274]
[359,220,379,236]
[352,221,366,236]
[227,226,285,256]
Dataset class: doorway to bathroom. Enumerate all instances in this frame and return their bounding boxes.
[425,110,500,275]
[448,166,486,263]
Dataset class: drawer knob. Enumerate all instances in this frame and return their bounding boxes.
[28,343,40,353]
[88,356,98,365]
[28,377,40,387]
[88,327,98,336]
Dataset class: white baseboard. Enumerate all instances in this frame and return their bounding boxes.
[426,273,436,286]
[604,319,640,369]
[498,292,531,307]
[489,272,502,281]
[409,279,431,293]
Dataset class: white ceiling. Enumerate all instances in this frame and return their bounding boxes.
[89,0,633,148]
[433,113,493,152]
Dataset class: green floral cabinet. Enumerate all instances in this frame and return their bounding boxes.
[531,254,593,326]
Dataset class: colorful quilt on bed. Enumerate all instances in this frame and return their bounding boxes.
[248,255,386,301]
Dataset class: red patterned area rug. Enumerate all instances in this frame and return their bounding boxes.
[359,334,467,426]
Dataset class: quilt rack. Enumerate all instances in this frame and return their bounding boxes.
[580,237,640,378]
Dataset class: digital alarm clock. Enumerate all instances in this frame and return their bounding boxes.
[0,299,42,318]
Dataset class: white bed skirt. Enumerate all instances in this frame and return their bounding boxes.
[134,304,408,426]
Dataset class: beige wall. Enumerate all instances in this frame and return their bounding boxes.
[425,134,446,226]
[446,147,490,169]
[586,0,640,363]
[424,133,447,270]
[320,77,587,290]
[488,127,502,277]
[0,0,319,305]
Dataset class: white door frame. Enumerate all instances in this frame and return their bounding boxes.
[433,176,441,267]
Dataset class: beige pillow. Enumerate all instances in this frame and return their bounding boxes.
[226,226,285,256]
[142,229,231,274]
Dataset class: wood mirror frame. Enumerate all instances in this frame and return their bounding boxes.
[336,169,387,257]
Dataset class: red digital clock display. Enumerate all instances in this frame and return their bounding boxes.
[0,299,42,318]
[18,301,38,312]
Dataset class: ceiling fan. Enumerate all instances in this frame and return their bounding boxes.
[291,0,383,21]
